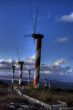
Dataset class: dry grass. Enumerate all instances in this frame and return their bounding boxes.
[1,83,73,107]
[19,85,73,106]
[0,83,27,105]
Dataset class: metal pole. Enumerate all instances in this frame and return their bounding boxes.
[49,82,51,89]
[12,65,15,84]
[18,61,24,85]
[44,79,47,87]
[28,69,31,84]
[32,34,43,88]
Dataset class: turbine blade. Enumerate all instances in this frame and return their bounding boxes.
[16,46,20,61]
[24,34,32,37]
[34,7,39,33]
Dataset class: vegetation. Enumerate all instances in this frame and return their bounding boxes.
[0,82,73,107]
[17,84,73,106]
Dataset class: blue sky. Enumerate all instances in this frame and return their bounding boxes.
[0,0,73,68]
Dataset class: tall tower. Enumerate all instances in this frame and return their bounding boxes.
[32,33,43,88]
[12,65,15,84]
[18,61,24,84]
[28,69,31,84]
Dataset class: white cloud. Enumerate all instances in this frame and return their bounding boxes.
[24,57,71,75]
[60,12,73,22]
[52,59,66,66]
[57,37,68,43]
[24,54,35,64]
[40,58,71,75]
[7,59,13,63]
[0,55,35,69]
[30,54,35,59]
[0,59,4,62]
[0,59,16,64]
[0,57,72,76]
[0,59,17,69]
[47,59,72,75]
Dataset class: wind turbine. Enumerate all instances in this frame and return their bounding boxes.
[26,65,31,84]
[12,62,15,84]
[16,46,24,85]
[24,7,44,88]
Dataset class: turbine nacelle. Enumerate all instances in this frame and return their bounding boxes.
[32,33,43,39]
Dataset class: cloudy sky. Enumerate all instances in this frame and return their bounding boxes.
[0,0,73,75]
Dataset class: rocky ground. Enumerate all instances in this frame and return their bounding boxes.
[0,101,46,110]
[16,84,73,107]
[0,82,46,110]
[1,81,73,110]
